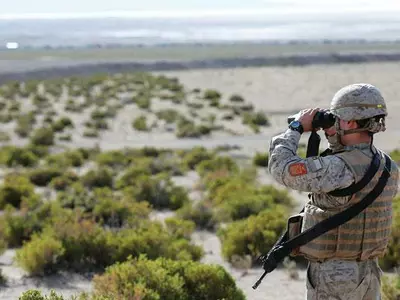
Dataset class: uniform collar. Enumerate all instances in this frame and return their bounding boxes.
[343,142,372,152]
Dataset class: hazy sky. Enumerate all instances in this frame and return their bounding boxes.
[3,0,400,14]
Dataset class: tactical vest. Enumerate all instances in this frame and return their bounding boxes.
[299,148,399,262]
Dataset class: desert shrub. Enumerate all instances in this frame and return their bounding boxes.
[30,127,55,146]
[229,94,245,103]
[0,209,43,247]
[65,99,82,112]
[56,183,96,213]
[0,174,37,209]
[390,149,400,164]
[49,171,79,191]
[26,144,50,158]
[92,255,245,300]
[45,150,85,168]
[156,109,180,123]
[122,174,190,210]
[150,152,186,176]
[115,163,152,190]
[132,115,148,131]
[51,116,74,132]
[0,268,5,285]
[95,150,130,168]
[242,111,270,127]
[0,146,39,167]
[196,155,239,178]
[0,113,12,123]
[206,169,293,222]
[253,151,269,167]
[15,113,36,137]
[81,167,114,189]
[181,147,215,170]
[32,94,49,107]
[164,217,196,240]
[83,128,99,138]
[135,96,151,110]
[176,200,217,230]
[176,118,206,138]
[111,222,204,263]
[58,133,72,141]
[15,232,65,276]
[203,89,222,101]
[18,290,68,300]
[88,187,151,227]
[382,273,400,300]
[29,168,63,186]
[380,196,400,270]
[218,206,288,264]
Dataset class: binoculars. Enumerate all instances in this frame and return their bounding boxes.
[287,110,336,130]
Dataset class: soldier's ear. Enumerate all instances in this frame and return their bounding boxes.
[348,120,359,129]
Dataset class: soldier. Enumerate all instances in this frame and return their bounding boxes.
[268,83,399,300]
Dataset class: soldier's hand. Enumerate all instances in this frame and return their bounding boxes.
[298,108,321,132]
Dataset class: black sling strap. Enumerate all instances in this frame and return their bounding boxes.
[328,152,381,197]
[252,152,392,290]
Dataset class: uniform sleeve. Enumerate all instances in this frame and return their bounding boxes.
[268,129,355,193]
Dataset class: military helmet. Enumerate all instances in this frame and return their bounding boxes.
[330,83,387,121]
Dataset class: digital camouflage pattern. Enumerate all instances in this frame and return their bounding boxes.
[330,83,387,121]
[306,259,382,300]
[268,129,355,194]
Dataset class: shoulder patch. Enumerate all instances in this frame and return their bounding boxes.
[288,162,308,176]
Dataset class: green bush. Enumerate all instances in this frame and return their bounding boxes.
[380,196,400,270]
[0,146,39,167]
[181,147,215,170]
[164,217,196,240]
[81,167,114,189]
[83,128,99,138]
[229,94,245,103]
[49,172,79,191]
[92,255,245,300]
[176,201,217,230]
[176,118,207,138]
[196,156,239,178]
[253,152,269,167]
[51,117,74,132]
[390,149,400,164]
[15,113,36,137]
[0,174,37,209]
[18,290,68,300]
[123,174,190,210]
[95,150,130,168]
[15,232,65,276]
[203,89,222,101]
[132,115,148,131]
[45,150,85,168]
[242,111,270,127]
[218,206,288,264]
[382,273,400,300]
[135,96,151,110]
[29,168,63,186]
[156,109,180,123]
[30,127,55,146]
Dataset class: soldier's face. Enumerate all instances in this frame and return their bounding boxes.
[324,119,359,144]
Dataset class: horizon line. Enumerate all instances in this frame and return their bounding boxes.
[1,7,400,20]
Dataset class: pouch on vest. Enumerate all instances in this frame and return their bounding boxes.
[287,212,304,256]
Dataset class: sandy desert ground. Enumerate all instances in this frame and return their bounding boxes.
[0,59,399,299]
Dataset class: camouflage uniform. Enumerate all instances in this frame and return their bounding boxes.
[268,83,399,300]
